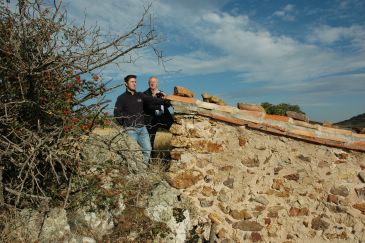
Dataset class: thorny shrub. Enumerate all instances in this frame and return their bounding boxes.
[0,0,159,207]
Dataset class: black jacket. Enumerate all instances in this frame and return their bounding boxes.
[114,90,167,128]
[143,88,173,130]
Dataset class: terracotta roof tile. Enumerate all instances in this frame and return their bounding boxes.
[168,95,365,152]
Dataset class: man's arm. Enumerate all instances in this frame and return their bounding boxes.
[141,92,169,108]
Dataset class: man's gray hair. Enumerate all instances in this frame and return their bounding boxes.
[148,76,158,83]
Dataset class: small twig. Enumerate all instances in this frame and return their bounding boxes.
[5,187,51,201]
[0,166,4,206]
[63,176,72,208]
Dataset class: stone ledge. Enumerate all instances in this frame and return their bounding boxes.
[166,95,365,152]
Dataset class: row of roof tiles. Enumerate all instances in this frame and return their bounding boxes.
[166,95,365,152]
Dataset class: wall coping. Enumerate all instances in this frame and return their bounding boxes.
[166,95,365,152]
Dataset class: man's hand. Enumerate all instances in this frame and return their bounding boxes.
[156,92,166,98]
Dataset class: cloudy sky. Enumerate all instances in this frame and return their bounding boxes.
[62,0,365,122]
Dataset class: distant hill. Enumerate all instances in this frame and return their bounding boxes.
[335,113,365,132]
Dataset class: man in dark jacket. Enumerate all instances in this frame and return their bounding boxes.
[114,74,169,162]
[143,76,173,147]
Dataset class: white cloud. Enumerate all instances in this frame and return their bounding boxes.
[308,25,365,49]
[160,11,345,83]
[273,4,295,21]
[60,0,365,102]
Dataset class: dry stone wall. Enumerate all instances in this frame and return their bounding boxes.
[167,108,365,242]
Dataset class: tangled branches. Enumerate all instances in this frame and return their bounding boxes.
[0,0,159,207]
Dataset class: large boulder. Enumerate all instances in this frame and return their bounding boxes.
[83,125,146,173]
[145,182,193,243]
[286,111,309,122]
[174,86,195,98]
[237,102,265,113]
[201,92,225,105]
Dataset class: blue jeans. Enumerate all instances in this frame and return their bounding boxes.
[126,126,152,163]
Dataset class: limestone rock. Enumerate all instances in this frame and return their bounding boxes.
[174,86,194,98]
[327,194,339,204]
[311,216,330,230]
[170,136,189,148]
[221,239,235,243]
[218,189,230,202]
[201,186,217,197]
[267,224,278,237]
[326,204,347,213]
[8,209,44,241]
[82,128,146,173]
[218,203,231,214]
[264,218,271,225]
[353,203,365,214]
[202,92,225,105]
[286,111,309,122]
[204,175,213,183]
[274,166,283,175]
[208,212,222,224]
[355,187,365,200]
[237,102,265,112]
[242,157,260,167]
[298,154,311,162]
[73,209,114,238]
[251,232,262,242]
[190,140,224,153]
[335,152,348,160]
[318,160,330,168]
[169,124,186,135]
[170,149,183,160]
[199,198,214,207]
[268,206,284,214]
[330,185,350,197]
[146,182,192,243]
[358,171,365,183]
[196,159,209,168]
[284,173,300,181]
[267,211,278,218]
[238,136,246,146]
[217,228,227,239]
[251,195,269,205]
[220,165,234,171]
[272,178,284,190]
[288,207,309,217]
[232,221,264,231]
[223,178,234,189]
[229,209,252,220]
[166,170,203,189]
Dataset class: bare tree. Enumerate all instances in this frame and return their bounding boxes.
[0,0,160,207]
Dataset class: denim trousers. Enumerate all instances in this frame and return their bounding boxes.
[126,126,152,162]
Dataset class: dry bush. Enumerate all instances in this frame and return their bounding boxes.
[0,0,160,207]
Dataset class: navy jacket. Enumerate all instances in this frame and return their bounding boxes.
[143,88,173,130]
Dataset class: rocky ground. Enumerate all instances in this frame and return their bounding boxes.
[0,126,191,243]
[1,114,364,242]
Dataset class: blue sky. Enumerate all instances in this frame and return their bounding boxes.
[62,0,365,122]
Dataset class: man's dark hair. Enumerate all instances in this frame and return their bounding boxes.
[124,74,137,83]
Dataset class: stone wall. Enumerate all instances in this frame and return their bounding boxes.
[167,111,365,242]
